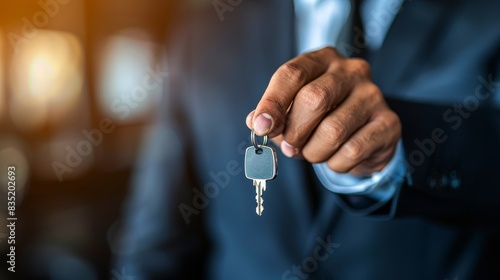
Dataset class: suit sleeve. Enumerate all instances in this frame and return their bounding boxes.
[313,140,408,219]
[387,66,500,227]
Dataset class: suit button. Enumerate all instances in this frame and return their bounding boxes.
[438,174,449,188]
[449,170,461,189]
[427,168,439,190]
[427,176,437,189]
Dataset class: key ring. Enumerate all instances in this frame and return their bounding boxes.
[251,130,268,150]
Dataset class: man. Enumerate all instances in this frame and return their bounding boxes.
[116,0,500,279]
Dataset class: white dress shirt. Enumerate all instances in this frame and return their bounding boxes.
[294,0,407,203]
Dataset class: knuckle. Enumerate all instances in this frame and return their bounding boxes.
[343,139,365,161]
[349,58,371,78]
[387,112,401,127]
[364,83,382,100]
[320,118,349,147]
[298,84,331,114]
[319,46,340,57]
[379,111,401,136]
[386,112,402,136]
[307,47,339,61]
[360,129,380,149]
[279,62,309,85]
[344,102,366,123]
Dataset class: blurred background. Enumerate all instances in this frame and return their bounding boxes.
[0,1,191,279]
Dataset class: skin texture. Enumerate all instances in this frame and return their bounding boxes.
[246,47,401,176]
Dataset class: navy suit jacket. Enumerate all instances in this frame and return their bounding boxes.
[117,0,500,279]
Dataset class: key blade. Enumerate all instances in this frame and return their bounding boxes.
[255,180,265,216]
[255,182,262,216]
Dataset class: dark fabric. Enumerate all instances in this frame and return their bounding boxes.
[116,0,500,279]
[351,0,367,59]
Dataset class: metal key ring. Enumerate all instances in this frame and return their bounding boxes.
[251,130,268,150]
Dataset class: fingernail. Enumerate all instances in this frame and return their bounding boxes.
[253,113,272,135]
[281,141,297,158]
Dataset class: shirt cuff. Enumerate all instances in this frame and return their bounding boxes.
[313,140,407,203]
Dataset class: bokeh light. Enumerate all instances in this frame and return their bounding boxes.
[9,29,84,131]
[97,28,164,123]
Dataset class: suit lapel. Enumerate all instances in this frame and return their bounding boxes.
[370,0,452,95]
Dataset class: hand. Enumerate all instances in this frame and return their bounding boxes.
[246,47,401,176]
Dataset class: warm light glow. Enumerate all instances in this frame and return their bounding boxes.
[29,56,56,98]
[97,28,165,123]
[9,29,84,131]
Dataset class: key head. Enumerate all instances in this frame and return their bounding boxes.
[245,146,278,181]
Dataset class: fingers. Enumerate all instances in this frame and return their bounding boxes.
[297,93,369,163]
[299,82,383,161]
[282,71,354,151]
[325,111,400,174]
[251,47,340,137]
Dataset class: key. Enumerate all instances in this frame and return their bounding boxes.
[244,131,278,216]
[245,145,277,215]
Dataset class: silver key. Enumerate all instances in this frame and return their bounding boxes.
[244,131,278,216]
